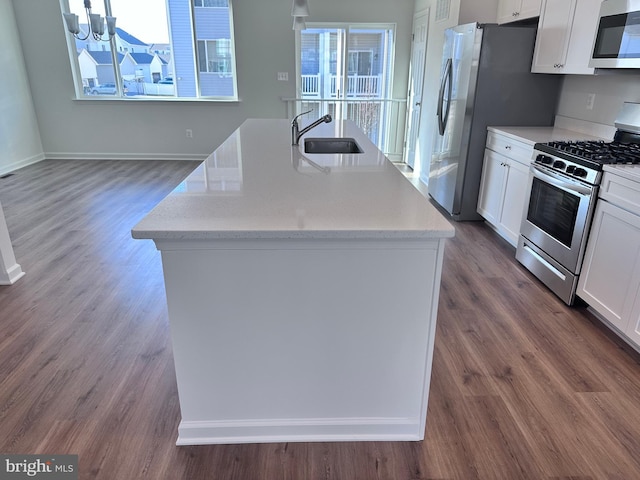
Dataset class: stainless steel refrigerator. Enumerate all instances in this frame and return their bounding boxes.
[428,22,561,221]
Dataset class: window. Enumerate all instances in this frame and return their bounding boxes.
[63,0,238,100]
[197,40,232,74]
[194,0,228,6]
[295,24,396,152]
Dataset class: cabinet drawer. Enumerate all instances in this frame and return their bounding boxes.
[600,172,640,216]
[486,131,533,166]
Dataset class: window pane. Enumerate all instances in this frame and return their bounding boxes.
[110,0,174,97]
[197,41,207,72]
[64,0,237,100]
[297,24,395,151]
[193,1,237,97]
[67,0,117,96]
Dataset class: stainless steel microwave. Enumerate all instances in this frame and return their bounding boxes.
[590,0,640,68]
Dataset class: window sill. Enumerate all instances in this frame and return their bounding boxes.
[73,95,241,103]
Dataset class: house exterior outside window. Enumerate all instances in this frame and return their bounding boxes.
[62,0,237,100]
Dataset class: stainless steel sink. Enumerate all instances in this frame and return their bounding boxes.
[303,137,363,154]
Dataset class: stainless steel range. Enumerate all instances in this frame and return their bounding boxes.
[516,102,640,305]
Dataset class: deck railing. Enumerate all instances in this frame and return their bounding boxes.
[300,74,382,98]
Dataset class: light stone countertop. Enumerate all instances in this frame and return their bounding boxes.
[487,125,609,146]
[132,119,455,241]
[604,163,640,183]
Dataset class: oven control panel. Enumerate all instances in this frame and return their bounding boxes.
[533,152,601,185]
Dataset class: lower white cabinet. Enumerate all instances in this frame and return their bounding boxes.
[578,173,640,349]
[477,133,531,247]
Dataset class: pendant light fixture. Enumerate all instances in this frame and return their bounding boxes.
[291,0,310,17]
[293,16,307,30]
[63,0,116,41]
[291,0,309,30]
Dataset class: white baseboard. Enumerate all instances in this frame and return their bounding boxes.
[0,152,45,177]
[1,153,205,176]
[44,152,207,162]
[0,263,25,285]
[176,417,422,446]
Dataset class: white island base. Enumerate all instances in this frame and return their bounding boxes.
[133,119,454,445]
[160,236,446,445]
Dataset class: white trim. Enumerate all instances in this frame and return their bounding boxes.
[0,263,25,285]
[176,417,422,446]
[44,152,207,161]
[0,153,45,177]
[0,201,24,285]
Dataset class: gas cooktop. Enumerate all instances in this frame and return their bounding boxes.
[534,140,640,170]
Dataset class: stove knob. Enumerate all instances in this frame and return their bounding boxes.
[574,168,588,178]
[566,165,576,174]
[553,160,566,169]
[537,154,553,164]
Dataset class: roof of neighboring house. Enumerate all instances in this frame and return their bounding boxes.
[116,28,148,46]
[150,43,171,51]
[129,52,156,65]
[83,50,125,65]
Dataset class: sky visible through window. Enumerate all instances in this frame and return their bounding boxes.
[68,0,169,43]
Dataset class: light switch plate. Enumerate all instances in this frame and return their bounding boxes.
[277,72,289,81]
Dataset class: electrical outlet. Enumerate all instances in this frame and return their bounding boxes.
[186,129,193,138]
[586,93,596,110]
[277,72,289,81]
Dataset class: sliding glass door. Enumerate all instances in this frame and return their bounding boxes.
[296,23,398,155]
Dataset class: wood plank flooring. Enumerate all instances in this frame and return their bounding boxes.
[0,159,639,479]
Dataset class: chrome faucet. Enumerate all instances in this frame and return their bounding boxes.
[291,111,332,145]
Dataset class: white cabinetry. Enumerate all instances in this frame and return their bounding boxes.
[477,131,531,247]
[497,0,541,24]
[531,0,600,74]
[578,171,640,349]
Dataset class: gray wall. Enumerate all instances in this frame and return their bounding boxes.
[0,0,43,175]
[557,73,640,127]
[11,0,414,160]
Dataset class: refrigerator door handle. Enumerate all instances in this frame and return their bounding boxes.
[437,58,453,136]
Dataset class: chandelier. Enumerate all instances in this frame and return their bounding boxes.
[63,0,117,41]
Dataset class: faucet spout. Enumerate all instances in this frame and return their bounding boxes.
[291,113,332,145]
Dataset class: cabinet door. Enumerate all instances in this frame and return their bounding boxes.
[498,159,529,246]
[561,0,600,74]
[627,300,640,347]
[497,0,521,24]
[577,201,640,337]
[497,0,541,24]
[477,149,507,227]
[519,0,542,20]
[531,0,576,73]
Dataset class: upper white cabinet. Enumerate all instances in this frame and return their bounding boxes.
[497,0,541,24]
[531,0,601,74]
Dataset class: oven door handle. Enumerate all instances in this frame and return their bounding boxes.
[530,164,593,197]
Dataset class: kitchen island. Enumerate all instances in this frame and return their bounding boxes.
[132,119,454,445]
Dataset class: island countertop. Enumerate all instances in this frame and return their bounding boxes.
[132,119,454,241]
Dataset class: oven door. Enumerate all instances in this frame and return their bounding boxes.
[519,163,597,273]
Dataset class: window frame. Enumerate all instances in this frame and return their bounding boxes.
[61,0,239,102]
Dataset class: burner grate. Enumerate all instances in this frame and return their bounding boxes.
[543,140,640,165]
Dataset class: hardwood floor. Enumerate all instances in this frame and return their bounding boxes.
[0,159,639,479]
